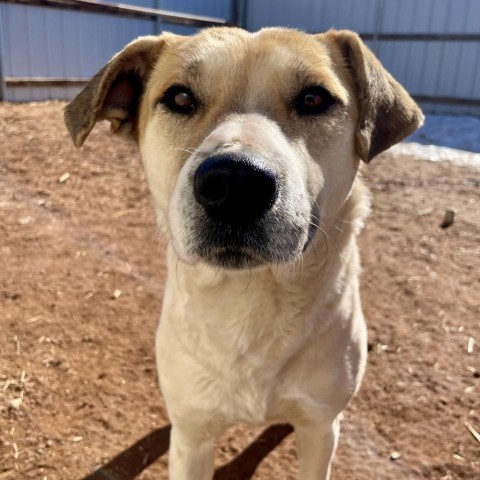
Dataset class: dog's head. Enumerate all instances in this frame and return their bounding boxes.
[65,27,423,269]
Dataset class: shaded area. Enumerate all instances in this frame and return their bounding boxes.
[81,424,293,480]
[82,425,171,480]
[214,424,294,480]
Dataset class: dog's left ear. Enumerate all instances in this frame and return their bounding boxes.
[65,34,170,148]
[324,30,424,162]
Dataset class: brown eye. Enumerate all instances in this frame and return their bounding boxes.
[294,85,336,116]
[161,85,197,115]
[174,91,193,108]
[304,92,323,108]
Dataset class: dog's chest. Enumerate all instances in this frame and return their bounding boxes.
[159,271,323,425]
[187,328,311,426]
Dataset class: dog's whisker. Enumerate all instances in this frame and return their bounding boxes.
[173,147,201,155]
[308,219,345,269]
[175,256,181,289]
[209,265,221,286]
[149,228,160,252]
[274,263,280,282]
[236,268,253,297]
[127,177,149,192]
[311,237,318,267]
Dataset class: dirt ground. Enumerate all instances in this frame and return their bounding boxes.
[1,101,479,480]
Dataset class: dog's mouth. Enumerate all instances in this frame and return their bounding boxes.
[193,220,278,269]
[201,246,264,269]
[202,229,318,270]
[303,218,319,252]
[189,212,317,270]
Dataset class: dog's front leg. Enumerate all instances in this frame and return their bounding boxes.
[169,422,216,480]
[295,417,341,480]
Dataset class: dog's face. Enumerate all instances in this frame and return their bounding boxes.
[141,29,358,269]
[65,28,423,269]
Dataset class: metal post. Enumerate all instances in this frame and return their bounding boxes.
[372,0,385,54]
[0,7,8,101]
[155,0,162,34]
[231,0,240,27]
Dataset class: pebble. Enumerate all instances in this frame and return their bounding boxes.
[8,398,23,410]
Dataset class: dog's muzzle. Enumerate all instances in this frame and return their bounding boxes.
[181,150,310,270]
[189,152,286,268]
[193,153,278,225]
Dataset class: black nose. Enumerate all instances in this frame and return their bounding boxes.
[193,154,278,224]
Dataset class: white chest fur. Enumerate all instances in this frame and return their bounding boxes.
[156,240,365,429]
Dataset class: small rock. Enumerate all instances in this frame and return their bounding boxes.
[390,451,401,461]
[58,173,70,183]
[439,209,455,229]
[467,337,474,355]
[112,289,122,299]
[8,398,23,410]
[18,216,33,225]
[43,358,62,368]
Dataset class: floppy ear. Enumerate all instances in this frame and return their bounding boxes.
[64,35,169,148]
[324,30,424,162]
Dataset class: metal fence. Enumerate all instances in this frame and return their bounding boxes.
[0,0,479,115]
[0,0,237,101]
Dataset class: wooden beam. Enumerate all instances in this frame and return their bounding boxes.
[7,77,89,86]
[0,8,7,100]
[360,33,480,42]
[0,0,229,26]
[413,95,480,107]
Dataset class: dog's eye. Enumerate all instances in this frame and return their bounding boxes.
[294,86,335,116]
[161,85,197,115]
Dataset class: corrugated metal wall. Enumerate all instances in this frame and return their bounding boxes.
[246,0,480,115]
[376,0,479,115]
[1,5,155,101]
[155,0,233,36]
[0,0,233,101]
[246,0,377,32]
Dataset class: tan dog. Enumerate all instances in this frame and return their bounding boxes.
[65,27,423,480]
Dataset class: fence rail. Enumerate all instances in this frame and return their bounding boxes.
[414,95,480,108]
[360,33,480,42]
[0,0,229,25]
[6,76,90,86]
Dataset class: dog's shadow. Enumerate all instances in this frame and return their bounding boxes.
[81,424,293,480]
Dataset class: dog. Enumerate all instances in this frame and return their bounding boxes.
[65,27,423,479]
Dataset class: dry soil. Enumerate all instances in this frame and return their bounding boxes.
[1,102,479,480]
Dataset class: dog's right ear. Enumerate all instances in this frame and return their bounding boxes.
[64,35,169,148]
